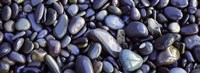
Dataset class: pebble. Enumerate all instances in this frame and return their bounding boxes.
[107,6,122,15]
[85,8,95,18]
[53,2,64,14]
[36,39,47,47]
[53,14,69,39]
[193,47,200,62]
[125,21,148,38]
[64,69,75,73]
[23,4,32,12]
[168,22,180,33]
[67,44,80,55]
[21,67,41,73]
[169,67,187,73]
[147,18,162,37]
[4,20,15,32]
[88,29,122,57]
[96,10,107,21]
[153,33,176,50]
[138,42,153,55]
[68,16,85,35]
[61,35,71,48]
[103,61,114,73]
[181,24,199,35]
[48,40,61,57]
[93,60,103,73]
[35,3,44,23]
[170,0,188,8]
[45,54,61,73]
[184,35,200,49]
[184,51,195,62]
[141,64,150,73]
[14,38,24,51]
[11,3,19,19]
[75,55,94,73]
[15,18,31,31]
[31,49,47,62]
[45,8,57,25]
[9,51,25,64]
[105,14,125,30]
[0,42,11,58]
[31,0,43,6]
[0,61,10,73]
[0,32,3,43]
[87,43,102,59]
[164,6,183,20]
[27,13,43,32]
[67,4,79,16]
[14,0,24,4]
[119,49,143,71]
[156,0,169,9]
[157,46,180,65]
[188,0,198,14]
[93,0,108,10]
[37,29,48,39]
[21,38,34,54]
[1,6,12,21]
[11,31,26,40]
[130,7,141,20]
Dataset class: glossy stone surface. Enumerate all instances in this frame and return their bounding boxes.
[105,15,125,30]
[15,18,31,31]
[87,43,102,59]
[169,67,187,73]
[164,6,183,20]
[0,61,10,73]
[75,55,94,73]
[47,40,61,57]
[0,42,11,58]
[68,16,85,35]
[119,49,143,71]
[88,29,122,57]
[184,35,200,49]
[45,54,61,73]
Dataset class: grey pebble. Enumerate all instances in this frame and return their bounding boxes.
[35,3,44,23]
[87,43,102,59]
[1,6,12,21]
[9,51,26,64]
[67,4,79,16]
[96,10,107,21]
[4,20,15,32]
[37,29,48,39]
[27,13,43,32]
[14,38,24,51]
[68,16,85,35]
[15,18,31,31]
[105,14,125,30]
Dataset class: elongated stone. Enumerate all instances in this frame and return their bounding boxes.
[53,14,68,39]
[105,15,125,30]
[27,13,42,32]
[44,8,57,25]
[164,6,183,20]
[21,38,34,54]
[35,3,44,23]
[88,29,122,57]
[93,0,108,10]
[45,54,61,73]
[1,6,12,21]
[0,42,11,58]
[184,35,200,49]
[75,55,94,73]
[11,3,19,19]
[9,51,25,64]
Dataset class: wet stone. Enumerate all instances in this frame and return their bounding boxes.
[153,33,176,50]
[0,42,11,58]
[169,67,187,73]
[119,49,143,71]
[35,3,44,23]
[1,6,12,21]
[36,39,47,47]
[168,22,180,33]
[93,60,103,73]
[170,0,188,8]
[125,21,148,38]
[31,49,47,62]
[21,38,34,54]
[181,24,199,35]
[53,14,69,39]
[93,0,108,10]
[37,29,48,39]
[67,4,79,16]
[11,3,19,19]
[107,6,122,15]
[11,31,26,40]
[45,54,61,73]
[103,61,114,73]
[61,35,71,48]
[15,18,31,31]
[9,51,25,64]
[105,14,125,30]
[184,35,200,49]
[31,0,43,6]
[44,8,57,25]
[48,40,61,57]
[68,16,85,35]
[157,46,180,65]
[14,38,24,51]
[23,4,32,12]
[184,51,195,62]
[130,7,141,20]
[87,43,102,59]
[75,55,94,73]
[85,8,95,18]
[156,0,169,9]
[96,10,107,21]
[88,29,122,58]
[0,61,10,73]
[21,67,41,73]
[27,13,43,32]
[67,44,80,56]
[164,6,183,20]
[53,2,64,14]
[147,18,162,37]
[4,20,15,32]
[139,42,153,55]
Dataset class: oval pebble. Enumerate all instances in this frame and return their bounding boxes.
[105,15,125,30]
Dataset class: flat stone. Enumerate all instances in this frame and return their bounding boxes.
[53,14,69,39]
[88,29,122,58]
[181,24,199,35]
[119,49,143,71]
[9,51,26,64]
[105,14,125,30]
[15,18,31,31]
